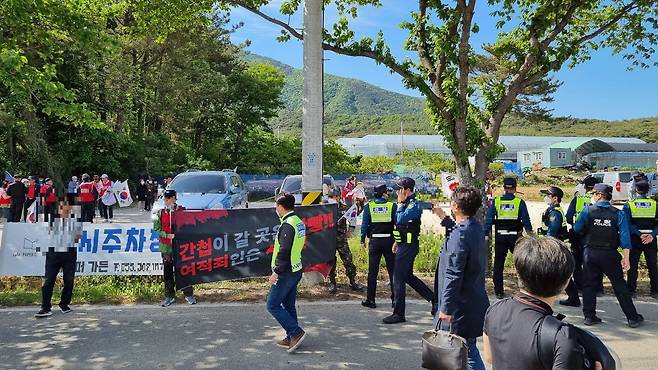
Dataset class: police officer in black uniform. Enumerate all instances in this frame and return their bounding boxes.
[623,180,658,298]
[360,184,396,309]
[484,177,533,299]
[383,177,434,324]
[574,183,644,327]
[539,186,580,307]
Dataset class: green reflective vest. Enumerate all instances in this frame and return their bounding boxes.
[272,214,306,273]
[628,198,657,219]
[494,197,522,220]
[542,206,567,231]
[574,194,593,221]
[369,201,394,223]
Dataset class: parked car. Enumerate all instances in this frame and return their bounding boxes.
[275,175,336,204]
[153,170,249,215]
[589,171,632,202]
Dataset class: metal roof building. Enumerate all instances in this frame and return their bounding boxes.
[336,135,646,160]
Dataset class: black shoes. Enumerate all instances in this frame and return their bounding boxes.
[59,304,72,314]
[628,314,644,328]
[35,309,52,318]
[382,314,406,324]
[584,316,603,326]
[361,300,376,309]
[349,282,364,292]
[495,293,505,300]
[558,299,581,308]
[328,283,337,295]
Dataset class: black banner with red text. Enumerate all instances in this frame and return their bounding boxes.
[172,204,337,289]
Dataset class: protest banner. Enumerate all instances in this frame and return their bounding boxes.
[0,223,162,276]
[173,204,338,289]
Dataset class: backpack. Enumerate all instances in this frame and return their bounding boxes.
[538,314,617,370]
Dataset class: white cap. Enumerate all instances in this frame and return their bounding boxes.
[72,176,78,180]
[101,174,108,179]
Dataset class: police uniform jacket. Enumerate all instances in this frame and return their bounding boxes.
[574,201,631,249]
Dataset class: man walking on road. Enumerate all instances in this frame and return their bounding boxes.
[267,193,307,353]
[623,180,658,298]
[484,177,533,299]
[574,183,644,328]
[360,184,396,309]
[383,177,434,324]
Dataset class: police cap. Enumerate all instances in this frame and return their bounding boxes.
[635,180,650,194]
[164,189,177,198]
[582,175,600,188]
[503,177,517,188]
[593,183,613,195]
[395,177,415,190]
[540,186,564,198]
[374,184,391,196]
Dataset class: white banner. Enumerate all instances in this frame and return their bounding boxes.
[0,222,163,276]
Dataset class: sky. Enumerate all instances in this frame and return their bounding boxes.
[229,1,658,121]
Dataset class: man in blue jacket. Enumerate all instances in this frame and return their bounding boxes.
[574,183,643,327]
[433,186,489,370]
[383,177,434,324]
[361,184,396,309]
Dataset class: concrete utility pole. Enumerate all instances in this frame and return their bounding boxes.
[301,0,324,205]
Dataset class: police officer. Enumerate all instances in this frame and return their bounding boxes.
[623,180,658,298]
[360,184,396,309]
[574,183,644,327]
[383,177,434,324]
[485,177,533,299]
[327,189,363,294]
[566,175,600,292]
[539,186,580,307]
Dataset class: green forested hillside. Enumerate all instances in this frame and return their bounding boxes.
[247,54,658,143]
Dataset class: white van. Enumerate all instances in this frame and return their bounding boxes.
[589,171,632,202]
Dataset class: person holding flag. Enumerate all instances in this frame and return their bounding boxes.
[99,174,114,222]
[327,189,363,294]
[23,176,39,222]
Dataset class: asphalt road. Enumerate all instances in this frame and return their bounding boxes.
[1,297,658,370]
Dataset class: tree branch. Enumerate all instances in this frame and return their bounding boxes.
[237,3,446,110]
[417,0,437,83]
[574,1,640,46]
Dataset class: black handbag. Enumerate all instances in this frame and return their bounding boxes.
[421,320,468,370]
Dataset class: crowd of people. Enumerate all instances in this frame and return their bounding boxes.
[14,169,656,365]
[1,173,173,223]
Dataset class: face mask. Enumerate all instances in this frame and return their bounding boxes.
[544,195,553,205]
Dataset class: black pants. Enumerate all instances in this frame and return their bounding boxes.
[9,200,24,222]
[493,234,518,295]
[42,251,77,311]
[101,204,113,220]
[627,243,658,293]
[67,194,76,205]
[392,242,433,317]
[582,247,638,320]
[366,237,396,302]
[81,201,95,223]
[43,203,56,223]
[23,198,37,222]
[571,236,584,289]
[163,255,193,298]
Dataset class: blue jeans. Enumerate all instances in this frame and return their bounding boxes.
[266,271,303,338]
[466,337,485,370]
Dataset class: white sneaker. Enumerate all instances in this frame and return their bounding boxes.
[108,219,113,223]
[185,296,197,305]
[161,297,175,307]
